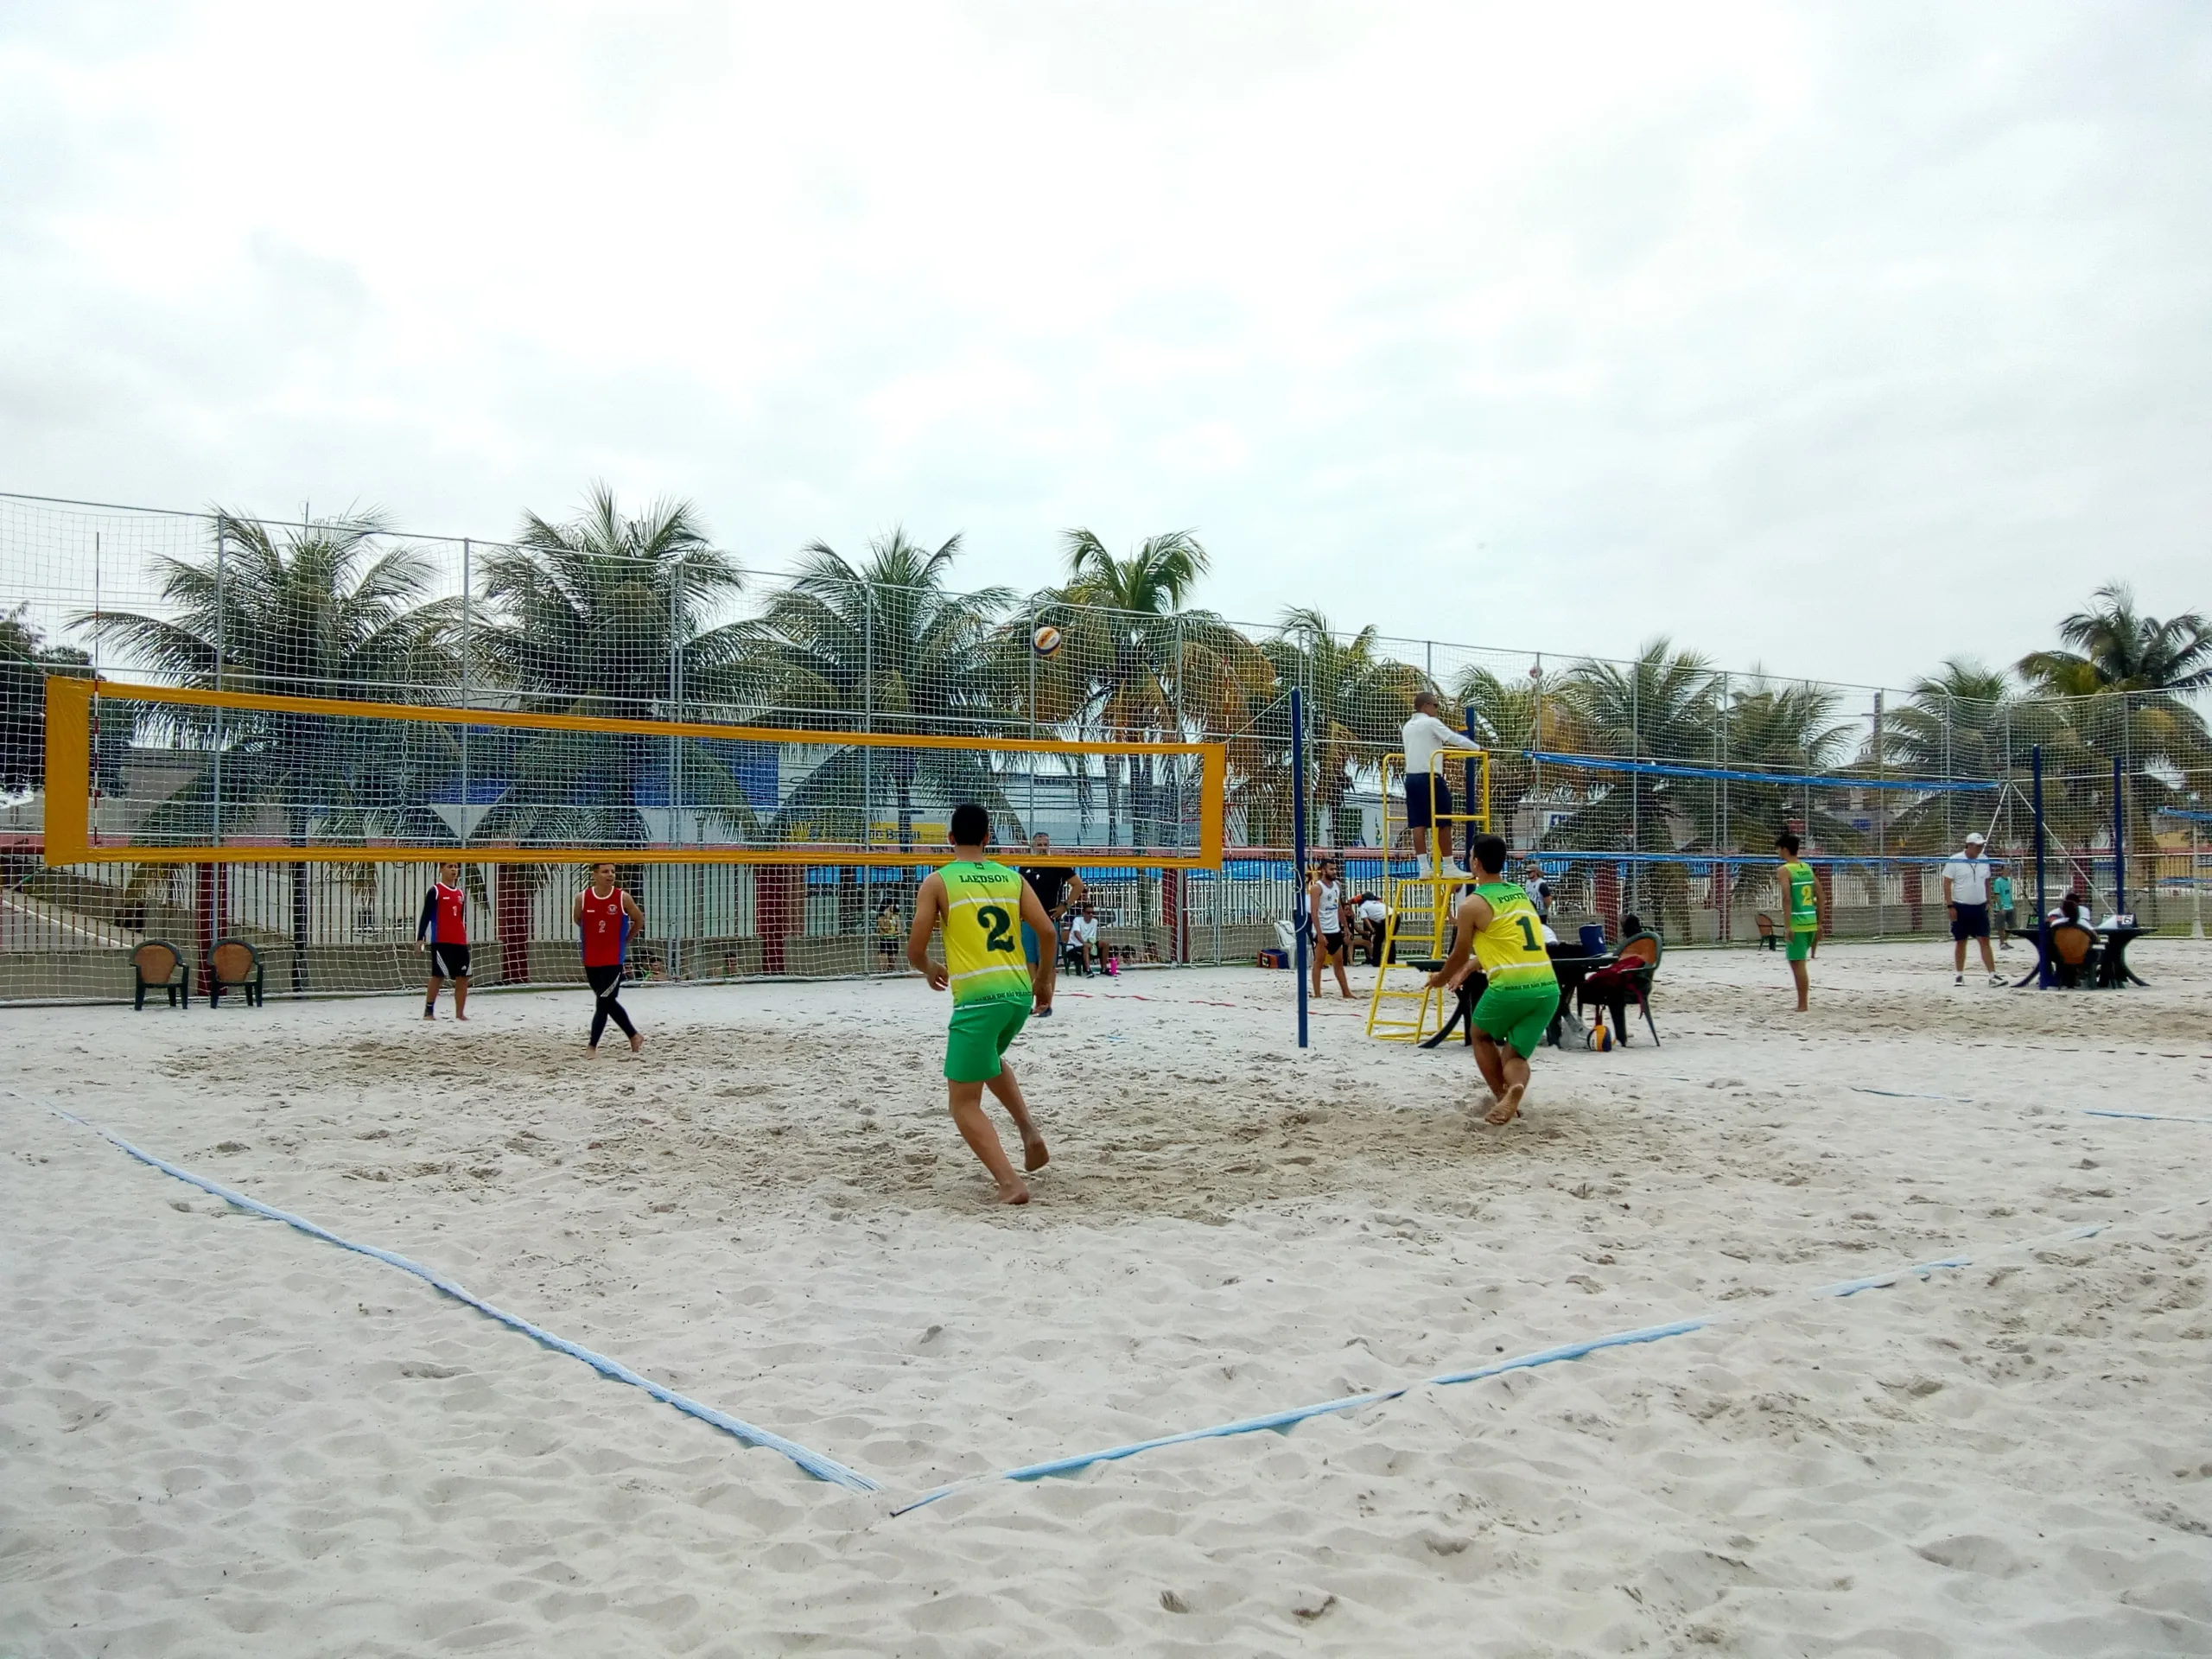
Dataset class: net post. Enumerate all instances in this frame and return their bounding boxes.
[1292,687,1308,1051]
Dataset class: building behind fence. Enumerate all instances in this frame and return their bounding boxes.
[3,492,2206,1001]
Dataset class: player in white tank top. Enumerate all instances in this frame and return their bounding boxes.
[1307,859,1354,1001]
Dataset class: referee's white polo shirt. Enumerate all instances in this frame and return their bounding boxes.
[1942,849,1991,905]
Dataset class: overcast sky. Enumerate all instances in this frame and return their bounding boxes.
[3,3,2208,687]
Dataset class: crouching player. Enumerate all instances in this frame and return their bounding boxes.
[1427,835,1560,1127]
[908,803,1056,1204]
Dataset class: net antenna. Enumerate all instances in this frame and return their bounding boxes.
[43,677,1229,868]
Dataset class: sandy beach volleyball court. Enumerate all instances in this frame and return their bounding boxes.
[6,940,2211,1656]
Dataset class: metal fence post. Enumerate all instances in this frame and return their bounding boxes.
[1292,686,1308,1050]
[863,590,874,953]
[460,537,472,852]
[1872,688,1885,938]
[212,522,226,846]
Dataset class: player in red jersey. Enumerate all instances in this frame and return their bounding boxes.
[574,861,646,1054]
[416,861,472,1020]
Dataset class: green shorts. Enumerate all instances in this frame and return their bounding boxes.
[945,995,1031,1082]
[1471,979,1560,1059]
[1786,928,1816,963]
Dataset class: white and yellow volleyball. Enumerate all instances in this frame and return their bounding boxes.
[1033,624,1063,658]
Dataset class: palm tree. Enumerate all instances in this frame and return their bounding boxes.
[746,528,1014,849]
[1720,676,1857,853]
[1550,642,1720,931]
[2018,584,2212,696]
[1863,659,2013,856]
[2015,587,2212,906]
[1,605,92,797]
[473,486,762,853]
[1262,609,1423,847]
[1446,663,1589,855]
[1030,529,1269,849]
[80,510,461,988]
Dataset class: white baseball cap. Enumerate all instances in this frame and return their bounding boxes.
[1964,831,1986,845]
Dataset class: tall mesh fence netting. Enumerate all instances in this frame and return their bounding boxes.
[3,492,2206,1001]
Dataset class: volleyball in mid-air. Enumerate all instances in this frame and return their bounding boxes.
[1033,624,1063,658]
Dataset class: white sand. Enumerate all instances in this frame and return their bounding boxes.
[5,939,2212,1656]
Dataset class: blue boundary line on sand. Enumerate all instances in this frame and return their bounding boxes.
[892,1198,2207,1516]
[10,1088,879,1494]
[2085,1109,2212,1126]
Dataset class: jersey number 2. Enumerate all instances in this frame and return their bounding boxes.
[978,906,1014,953]
[1513,916,1539,950]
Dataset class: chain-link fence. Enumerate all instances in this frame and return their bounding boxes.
[3,491,2205,1001]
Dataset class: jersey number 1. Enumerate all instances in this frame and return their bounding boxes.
[1514,916,1539,950]
[978,906,1014,953]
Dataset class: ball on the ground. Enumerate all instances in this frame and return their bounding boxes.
[1587,1020,1613,1052]
[1032,624,1062,658]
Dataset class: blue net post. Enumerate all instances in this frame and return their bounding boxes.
[1292,687,1309,1050]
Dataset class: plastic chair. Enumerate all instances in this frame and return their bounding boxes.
[1754,912,1781,951]
[2048,921,2099,989]
[207,938,266,1007]
[132,940,189,1009]
[1577,932,1662,1045]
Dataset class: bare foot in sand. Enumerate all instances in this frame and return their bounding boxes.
[422,1010,435,1020]
[628,1032,645,1053]
[1485,1084,1523,1127]
[454,1013,468,1022]
[996,1178,1031,1205]
[1023,1134,1050,1173]
[586,1045,601,1058]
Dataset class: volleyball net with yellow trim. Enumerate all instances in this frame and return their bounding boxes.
[44,677,1226,868]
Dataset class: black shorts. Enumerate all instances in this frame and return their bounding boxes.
[1319,929,1347,958]
[1404,774,1452,830]
[429,942,471,979]
[1950,902,1990,941]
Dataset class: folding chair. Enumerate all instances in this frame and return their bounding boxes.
[2048,921,2099,989]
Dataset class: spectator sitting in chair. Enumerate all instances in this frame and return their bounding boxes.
[1065,905,1104,976]
[1353,892,1389,965]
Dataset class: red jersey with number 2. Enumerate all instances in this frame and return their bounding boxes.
[581,886,628,968]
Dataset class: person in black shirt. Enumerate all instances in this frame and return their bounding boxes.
[1018,831,1084,1018]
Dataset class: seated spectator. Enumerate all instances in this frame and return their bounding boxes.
[1353,892,1389,964]
[1066,905,1105,976]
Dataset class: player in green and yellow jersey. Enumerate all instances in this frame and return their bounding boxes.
[1776,829,1824,1012]
[907,802,1058,1204]
[1427,834,1560,1126]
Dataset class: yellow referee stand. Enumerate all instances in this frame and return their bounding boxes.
[1365,747,1491,1042]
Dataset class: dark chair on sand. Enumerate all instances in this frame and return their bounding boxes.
[2048,921,2100,989]
[206,938,265,1007]
[1754,912,1782,950]
[1577,932,1662,1045]
[132,940,189,1009]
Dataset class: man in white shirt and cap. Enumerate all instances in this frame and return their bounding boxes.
[1402,691,1480,877]
[1942,830,2005,987]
